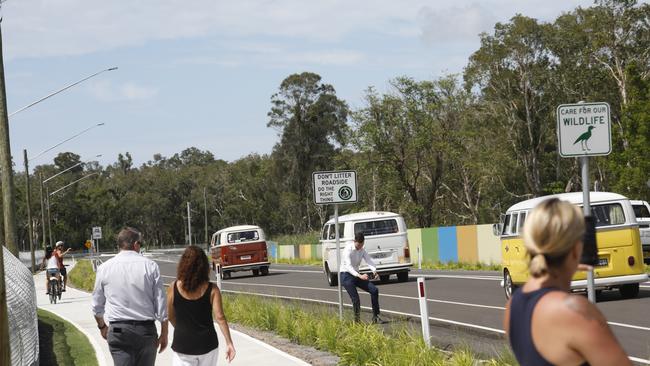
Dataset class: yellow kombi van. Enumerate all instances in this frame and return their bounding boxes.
[498,192,648,299]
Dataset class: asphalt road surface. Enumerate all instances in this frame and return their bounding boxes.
[151,253,650,364]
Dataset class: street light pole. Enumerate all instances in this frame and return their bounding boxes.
[39,173,47,248]
[23,149,35,273]
[46,187,53,248]
[9,67,118,118]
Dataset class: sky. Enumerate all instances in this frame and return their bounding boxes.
[2,0,603,169]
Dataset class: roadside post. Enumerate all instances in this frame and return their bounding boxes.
[557,102,611,303]
[417,277,431,346]
[216,265,222,289]
[418,246,422,270]
[313,170,358,320]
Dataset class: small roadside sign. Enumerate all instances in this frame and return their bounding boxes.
[84,240,92,249]
[312,170,357,204]
[92,226,102,239]
[557,102,611,157]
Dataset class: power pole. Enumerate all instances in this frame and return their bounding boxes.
[0,22,18,256]
[0,21,14,366]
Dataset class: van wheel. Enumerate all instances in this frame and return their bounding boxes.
[504,270,518,299]
[379,275,390,283]
[325,263,338,286]
[619,284,639,299]
[252,269,260,276]
[397,272,409,282]
[260,266,269,276]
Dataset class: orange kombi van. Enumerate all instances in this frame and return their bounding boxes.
[210,225,270,279]
[497,192,648,299]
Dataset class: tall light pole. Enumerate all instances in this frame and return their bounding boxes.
[47,172,99,246]
[41,155,102,248]
[23,149,35,272]
[9,67,118,118]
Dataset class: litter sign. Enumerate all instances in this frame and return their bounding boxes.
[312,171,358,204]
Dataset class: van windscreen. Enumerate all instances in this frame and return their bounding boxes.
[632,204,650,219]
[227,230,259,243]
[354,219,398,237]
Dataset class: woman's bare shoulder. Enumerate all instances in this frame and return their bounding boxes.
[538,292,606,326]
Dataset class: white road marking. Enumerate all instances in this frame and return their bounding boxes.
[271,268,502,281]
[222,280,507,310]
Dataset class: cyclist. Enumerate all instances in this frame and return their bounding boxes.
[43,247,61,295]
[55,241,71,291]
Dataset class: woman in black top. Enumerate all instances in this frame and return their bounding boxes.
[504,198,629,366]
[168,246,236,365]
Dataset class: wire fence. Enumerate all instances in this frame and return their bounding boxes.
[3,246,39,366]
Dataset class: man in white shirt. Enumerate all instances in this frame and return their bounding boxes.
[92,227,168,365]
[340,232,383,323]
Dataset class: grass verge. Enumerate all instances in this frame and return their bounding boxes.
[420,261,502,272]
[38,308,98,366]
[67,259,96,292]
[275,257,322,266]
[222,293,515,366]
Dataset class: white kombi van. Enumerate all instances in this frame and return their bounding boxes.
[631,200,650,264]
[320,211,412,286]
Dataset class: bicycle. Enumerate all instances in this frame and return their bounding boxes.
[48,272,62,304]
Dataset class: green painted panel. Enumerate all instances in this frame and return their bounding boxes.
[420,227,439,262]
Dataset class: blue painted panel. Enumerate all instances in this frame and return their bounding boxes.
[267,241,278,260]
[437,227,458,262]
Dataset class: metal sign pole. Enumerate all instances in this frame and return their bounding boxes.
[335,203,343,320]
[581,157,596,303]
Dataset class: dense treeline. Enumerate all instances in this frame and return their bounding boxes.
[6,0,650,250]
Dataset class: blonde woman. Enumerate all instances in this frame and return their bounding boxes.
[168,246,235,365]
[504,198,630,366]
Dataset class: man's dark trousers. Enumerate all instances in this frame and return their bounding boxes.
[341,272,379,321]
[108,321,158,366]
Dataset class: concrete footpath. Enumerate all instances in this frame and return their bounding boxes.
[35,261,310,366]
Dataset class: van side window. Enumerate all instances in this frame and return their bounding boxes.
[592,203,626,227]
[216,234,221,246]
[354,219,398,237]
[322,225,330,240]
[502,214,511,235]
[509,213,519,235]
[518,212,527,232]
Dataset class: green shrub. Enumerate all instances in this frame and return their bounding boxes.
[222,293,512,365]
[67,259,96,292]
[420,261,502,272]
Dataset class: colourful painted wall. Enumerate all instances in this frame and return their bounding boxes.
[273,223,502,265]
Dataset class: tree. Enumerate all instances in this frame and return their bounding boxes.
[267,72,349,232]
[354,77,452,228]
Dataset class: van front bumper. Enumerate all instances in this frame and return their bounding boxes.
[569,273,649,289]
[359,263,412,274]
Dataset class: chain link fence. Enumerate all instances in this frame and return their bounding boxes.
[3,246,39,366]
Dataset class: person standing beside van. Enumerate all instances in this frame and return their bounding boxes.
[341,232,383,323]
[504,198,630,366]
[168,245,236,365]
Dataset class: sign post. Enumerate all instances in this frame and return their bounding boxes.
[313,170,358,320]
[92,226,102,254]
[557,102,611,303]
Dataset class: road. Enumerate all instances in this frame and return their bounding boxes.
[150,252,650,364]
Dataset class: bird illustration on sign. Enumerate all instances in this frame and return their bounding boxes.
[573,126,595,151]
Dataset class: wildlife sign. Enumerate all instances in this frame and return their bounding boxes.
[557,102,611,157]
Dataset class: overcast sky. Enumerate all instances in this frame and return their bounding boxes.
[3,0,606,169]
